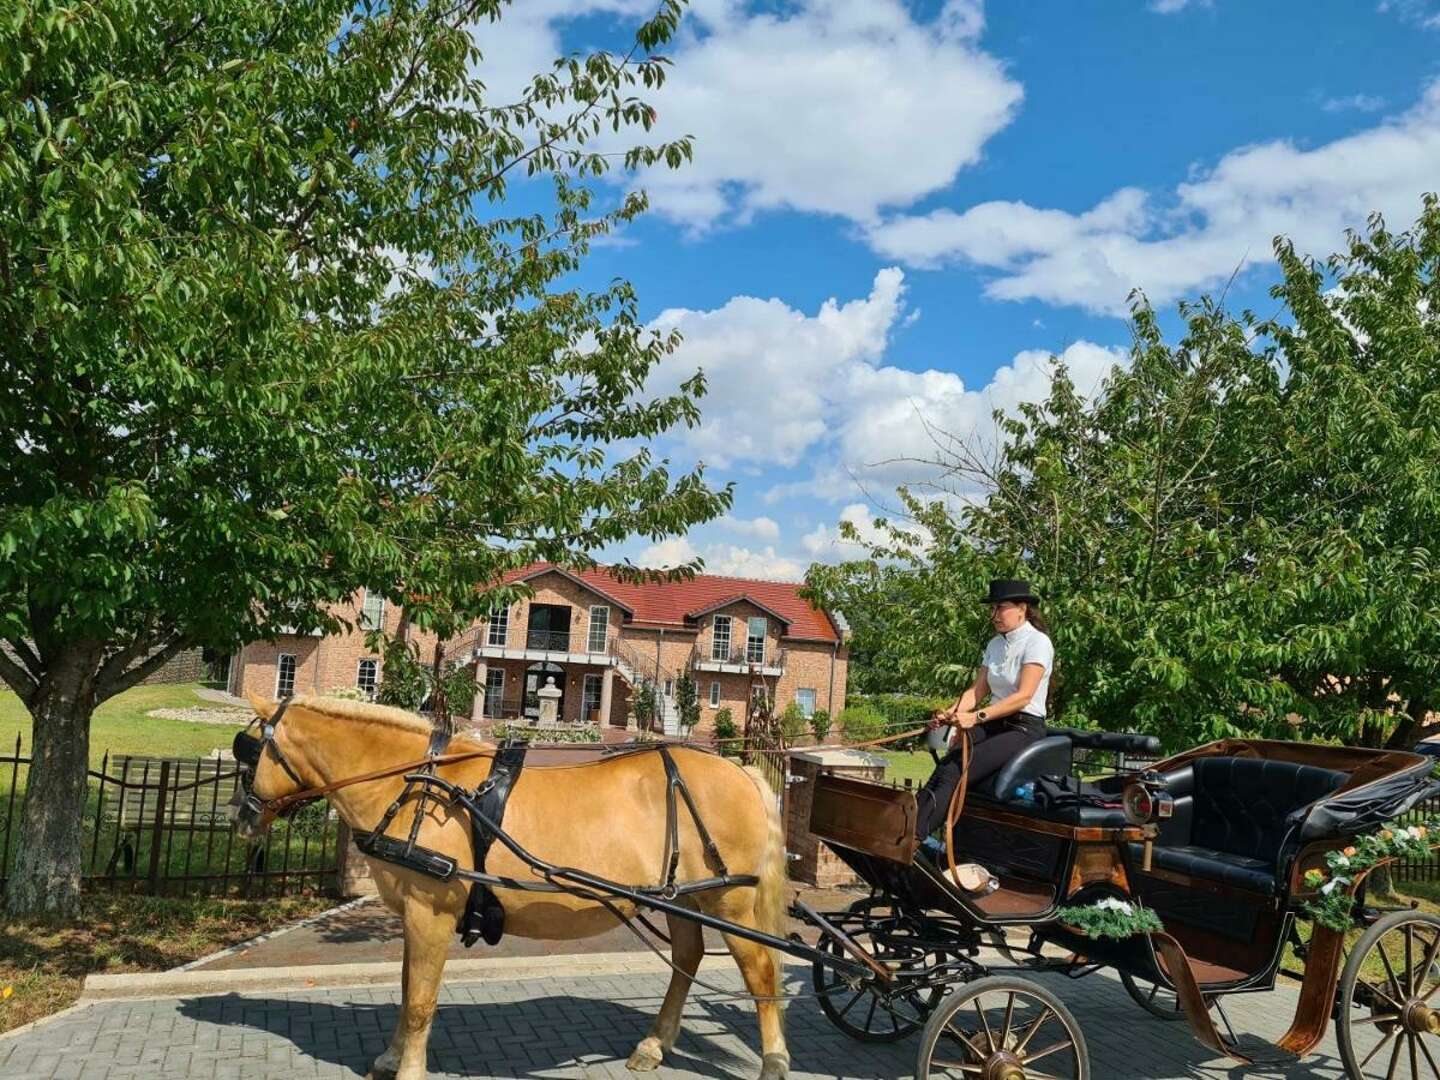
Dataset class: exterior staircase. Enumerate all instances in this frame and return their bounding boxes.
[609,637,683,735]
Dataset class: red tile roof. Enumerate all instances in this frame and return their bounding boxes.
[501,563,841,643]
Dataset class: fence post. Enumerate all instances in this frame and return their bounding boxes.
[147,759,171,894]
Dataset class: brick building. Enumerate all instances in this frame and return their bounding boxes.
[227,563,850,736]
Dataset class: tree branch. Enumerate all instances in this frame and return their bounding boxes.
[0,647,38,706]
[97,635,192,702]
[4,636,42,680]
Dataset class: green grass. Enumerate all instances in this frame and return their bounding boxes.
[881,750,934,786]
[0,682,245,768]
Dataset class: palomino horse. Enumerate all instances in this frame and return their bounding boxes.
[230,695,790,1080]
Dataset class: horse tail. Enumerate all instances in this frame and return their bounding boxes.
[742,766,788,974]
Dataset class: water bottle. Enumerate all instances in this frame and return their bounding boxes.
[1012,781,1036,804]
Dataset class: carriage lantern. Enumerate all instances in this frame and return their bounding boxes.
[1122,771,1173,872]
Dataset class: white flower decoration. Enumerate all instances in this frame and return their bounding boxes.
[1095,898,1133,915]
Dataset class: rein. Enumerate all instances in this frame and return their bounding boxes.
[255,748,498,819]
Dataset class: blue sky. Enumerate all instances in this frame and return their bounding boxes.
[479,0,1440,580]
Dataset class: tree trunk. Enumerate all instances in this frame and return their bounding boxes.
[4,643,101,919]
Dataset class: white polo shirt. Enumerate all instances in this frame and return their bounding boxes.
[983,621,1054,718]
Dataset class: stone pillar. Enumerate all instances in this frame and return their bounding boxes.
[536,675,561,727]
[471,660,488,722]
[785,748,889,887]
[335,821,378,897]
[599,666,614,728]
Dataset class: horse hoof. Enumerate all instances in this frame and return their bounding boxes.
[365,1065,398,1080]
[626,1037,664,1071]
[757,1051,790,1080]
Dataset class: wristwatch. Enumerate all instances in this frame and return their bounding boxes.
[976,709,989,723]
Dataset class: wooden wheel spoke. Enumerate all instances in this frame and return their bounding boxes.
[1417,932,1440,1002]
[1410,927,1420,999]
[1001,991,1016,1048]
[1363,1028,1400,1070]
[1012,1007,1052,1054]
[1412,1032,1422,1080]
[929,1062,984,1076]
[1354,1013,1404,1027]
[1388,1026,1406,1080]
[1022,1038,1075,1065]
[944,1020,988,1061]
[1381,942,1411,1009]
[835,989,866,1020]
[1417,1031,1440,1080]
[975,997,996,1053]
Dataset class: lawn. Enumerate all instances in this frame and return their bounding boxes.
[882,750,935,786]
[0,893,334,1033]
[0,682,248,768]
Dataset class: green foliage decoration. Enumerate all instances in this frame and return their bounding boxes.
[1055,898,1164,941]
[1301,821,1439,932]
[491,722,601,745]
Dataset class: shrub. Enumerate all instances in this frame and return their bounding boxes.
[809,708,832,743]
[631,680,658,730]
[492,722,601,744]
[848,693,951,749]
[713,706,738,745]
[779,701,809,742]
[675,674,700,734]
[838,703,886,743]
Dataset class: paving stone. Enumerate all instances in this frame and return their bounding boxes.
[0,966,1356,1078]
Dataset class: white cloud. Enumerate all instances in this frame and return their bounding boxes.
[634,536,806,581]
[718,514,781,542]
[1322,93,1388,113]
[802,503,898,560]
[476,0,1022,231]
[867,79,1440,315]
[1378,0,1440,30]
[643,268,1125,501]
[1149,0,1211,12]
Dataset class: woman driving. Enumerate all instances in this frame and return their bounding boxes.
[916,579,1054,847]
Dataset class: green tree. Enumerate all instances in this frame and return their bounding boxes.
[631,679,658,731]
[809,200,1440,752]
[673,673,699,734]
[0,0,726,916]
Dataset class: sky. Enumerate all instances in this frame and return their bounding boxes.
[476,0,1440,582]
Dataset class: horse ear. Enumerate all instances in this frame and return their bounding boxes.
[246,692,276,721]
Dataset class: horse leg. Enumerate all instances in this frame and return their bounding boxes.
[627,913,703,1071]
[369,900,454,1080]
[369,936,409,1078]
[723,931,789,1080]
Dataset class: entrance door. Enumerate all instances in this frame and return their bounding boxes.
[527,604,572,651]
[523,662,565,721]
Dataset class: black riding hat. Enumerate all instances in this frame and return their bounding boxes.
[981,579,1041,605]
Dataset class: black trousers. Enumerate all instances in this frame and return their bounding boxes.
[914,714,1044,839]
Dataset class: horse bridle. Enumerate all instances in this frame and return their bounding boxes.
[233,696,313,820]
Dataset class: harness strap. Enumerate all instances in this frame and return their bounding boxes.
[658,746,730,890]
[460,741,528,948]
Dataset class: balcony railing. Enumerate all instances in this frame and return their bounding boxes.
[690,645,786,672]
[476,628,610,655]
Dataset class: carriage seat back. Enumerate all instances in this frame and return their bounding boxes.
[1131,756,1348,894]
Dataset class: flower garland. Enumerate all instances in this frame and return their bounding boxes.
[1056,897,1164,940]
[1301,821,1437,932]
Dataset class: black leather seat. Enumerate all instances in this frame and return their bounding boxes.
[1128,756,1348,894]
[978,734,1130,826]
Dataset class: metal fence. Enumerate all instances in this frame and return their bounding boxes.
[0,735,341,898]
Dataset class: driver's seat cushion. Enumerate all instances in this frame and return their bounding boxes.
[1129,756,1347,894]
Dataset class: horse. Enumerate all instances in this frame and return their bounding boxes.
[229,694,790,1080]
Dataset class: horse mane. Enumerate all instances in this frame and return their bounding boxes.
[290,695,490,750]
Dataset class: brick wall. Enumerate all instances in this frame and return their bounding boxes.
[2,640,210,687]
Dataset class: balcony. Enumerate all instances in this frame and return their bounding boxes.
[472,627,612,665]
[690,644,785,678]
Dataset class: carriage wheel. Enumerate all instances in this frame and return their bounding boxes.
[813,914,952,1043]
[1338,910,1440,1078]
[1118,971,1217,1022]
[916,975,1089,1079]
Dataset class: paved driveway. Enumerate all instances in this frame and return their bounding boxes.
[1,964,1351,1079]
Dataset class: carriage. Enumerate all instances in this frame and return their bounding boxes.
[791,728,1440,1078]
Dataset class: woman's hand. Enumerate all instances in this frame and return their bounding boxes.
[951,711,980,730]
[928,703,979,730]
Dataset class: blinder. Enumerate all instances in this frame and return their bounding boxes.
[232,697,314,821]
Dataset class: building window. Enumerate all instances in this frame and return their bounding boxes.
[746,616,767,664]
[587,606,609,653]
[487,611,508,647]
[709,681,721,707]
[360,590,385,632]
[795,688,817,718]
[582,673,604,723]
[712,615,731,661]
[357,658,379,698]
[484,668,505,717]
[663,678,674,699]
[276,654,296,698]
